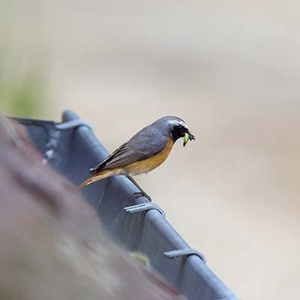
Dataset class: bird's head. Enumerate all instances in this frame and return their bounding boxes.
[156,116,195,147]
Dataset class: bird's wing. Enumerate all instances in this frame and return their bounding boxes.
[90,129,167,174]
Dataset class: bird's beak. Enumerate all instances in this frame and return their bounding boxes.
[183,132,195,147]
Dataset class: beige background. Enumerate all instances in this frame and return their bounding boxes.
[2,1,300,299]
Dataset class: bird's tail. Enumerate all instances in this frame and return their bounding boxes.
[77,177,94,190]
[77,171,110,190]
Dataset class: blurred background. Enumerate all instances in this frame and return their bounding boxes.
[1,1,300,299]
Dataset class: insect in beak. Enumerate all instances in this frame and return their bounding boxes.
[183,132,195,147]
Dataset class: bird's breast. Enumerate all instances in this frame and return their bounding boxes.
[124,137,174,176]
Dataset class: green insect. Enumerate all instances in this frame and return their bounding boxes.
[183,132,193,147]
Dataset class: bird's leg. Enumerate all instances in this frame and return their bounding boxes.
[126,176,152,201]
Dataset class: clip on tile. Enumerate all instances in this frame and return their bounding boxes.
[124,203,165,217]
[164,248,206,264]
[55,119,92,131]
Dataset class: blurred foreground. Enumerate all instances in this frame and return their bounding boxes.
[0,115,184,300]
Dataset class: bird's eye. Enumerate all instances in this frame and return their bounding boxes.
[175,125,188,137]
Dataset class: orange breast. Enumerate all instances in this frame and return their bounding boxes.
[77,137,174,189]
[90,137,173,179]
[123,137,174,176]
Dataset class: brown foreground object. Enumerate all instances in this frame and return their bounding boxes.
[0,115,185,300]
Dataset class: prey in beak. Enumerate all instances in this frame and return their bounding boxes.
[183,132,195,147]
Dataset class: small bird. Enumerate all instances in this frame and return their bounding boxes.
[77,116,195,200]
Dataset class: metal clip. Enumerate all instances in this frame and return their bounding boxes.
[124,203,165,217]
[164,248,206,263]
[55,119,92,131]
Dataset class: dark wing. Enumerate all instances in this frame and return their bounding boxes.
[90,126,167,174]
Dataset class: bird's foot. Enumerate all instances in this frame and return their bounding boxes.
[132,191,152,202]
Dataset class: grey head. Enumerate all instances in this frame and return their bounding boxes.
[152,116,195,146]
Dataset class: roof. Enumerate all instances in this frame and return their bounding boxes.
[16,110,237,300]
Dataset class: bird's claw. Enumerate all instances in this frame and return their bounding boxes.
[132,192,152,202]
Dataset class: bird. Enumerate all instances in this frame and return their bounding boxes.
[77,116,195,200]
